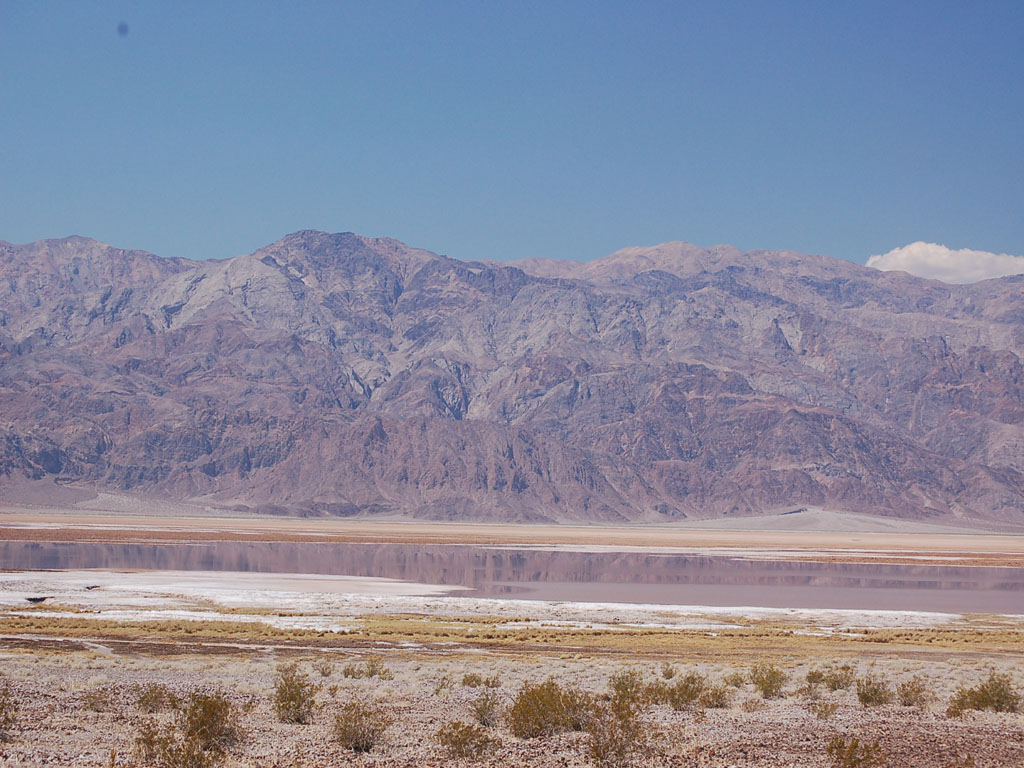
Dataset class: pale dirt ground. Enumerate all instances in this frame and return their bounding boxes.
[1,639,1023,767]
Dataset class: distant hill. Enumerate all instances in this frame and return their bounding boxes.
[1,230,1023,525]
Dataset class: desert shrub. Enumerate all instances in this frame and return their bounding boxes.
[470,689,503,727]
[273,662,320,724]
[311,658,334,678]
[724,670,747,688]
[699,682,731,709]
[364,656,393,680]
[660,662,677,680]
[82,685,119,712]
[662,671,707,710]
[332,699,392,753]
[946,670,1021,717]
[585,697,648,768]
[506,679,593,739]
[809,700,838,720]
[609,669,647,709]
[483,673,501,688]
[740,697,764,712]
[897,675,931,708]
[176,692,242,755]
[134,690,241,768]
[826,736,886,768]
[433,675,454,696]
[806,668,825,689]
[0,677,17,742]
[342,656,393,680]
[823,664,856,692]
[137,683,180,713]
[856,674,892,708]
[436,720,502,758]
[750,663,787,699]
[462,672,484,688]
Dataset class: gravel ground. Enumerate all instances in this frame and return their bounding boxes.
[1,648,1022,767]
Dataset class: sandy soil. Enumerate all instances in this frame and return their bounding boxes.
[1,627,1023,767]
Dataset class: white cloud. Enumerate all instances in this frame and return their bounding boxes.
[867,242,1024,284]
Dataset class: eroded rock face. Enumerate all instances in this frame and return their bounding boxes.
[1,231,1022,524]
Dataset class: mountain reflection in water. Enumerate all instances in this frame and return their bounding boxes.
[2,541,1022,613]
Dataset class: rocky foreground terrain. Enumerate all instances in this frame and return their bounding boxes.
[1,634,1022,767]
[1,232,1023,524]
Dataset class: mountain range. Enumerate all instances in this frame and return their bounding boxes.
[1,231,1022,526]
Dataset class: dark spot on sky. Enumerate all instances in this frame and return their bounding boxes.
[117,22,129,37]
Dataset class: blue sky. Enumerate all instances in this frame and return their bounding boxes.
[1,1,1021,265]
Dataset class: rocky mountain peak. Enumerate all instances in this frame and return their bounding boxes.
[1,232,1022,527]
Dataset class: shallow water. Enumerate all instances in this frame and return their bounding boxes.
[2,540,1022,612]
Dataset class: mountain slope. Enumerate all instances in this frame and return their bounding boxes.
[1,231,1022,525]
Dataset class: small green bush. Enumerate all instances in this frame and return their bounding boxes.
[946,670,1021,717]
[82,685,119,712]
[698,682,731,709]
[805,668,825,689]
[462,673,484,688]
[855,674,892,708]
[609,669,647,709]
[826,736,887,768]
[750,663,787,699]
[823,664,856,692]
[311,658,334,678]
[897,675,931,708]
[470,689,502,727]
[273,662,320,724]
[176,692,242,755]
[809,700,838,720]
[332,699,392,753]
[644,670,706,710]
[506,679,593,739]
[585,697,648,768]
[436,720,502,758]
[134,690,241,768]
[0,677,17,742]
[342,656,393,680]
[724,670,747,688]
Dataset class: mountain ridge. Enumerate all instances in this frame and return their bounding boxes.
[1,230,1022,526]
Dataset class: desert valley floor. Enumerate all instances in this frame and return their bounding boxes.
[0,505,1022,767]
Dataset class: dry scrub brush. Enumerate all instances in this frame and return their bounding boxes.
[946,669,1020,717]
[896,675,931,708]
[855,674,892,708]
[332,699,392,753]
[436,720,502,758]
[470,689,503,727]
[506,679,592,739]
[750,663,787,699]
[134,690,242,768]
[0,676,16,742]
[273,662,320,724]
[826,736,887,768]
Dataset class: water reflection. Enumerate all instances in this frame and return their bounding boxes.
[2,541,1021,612]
